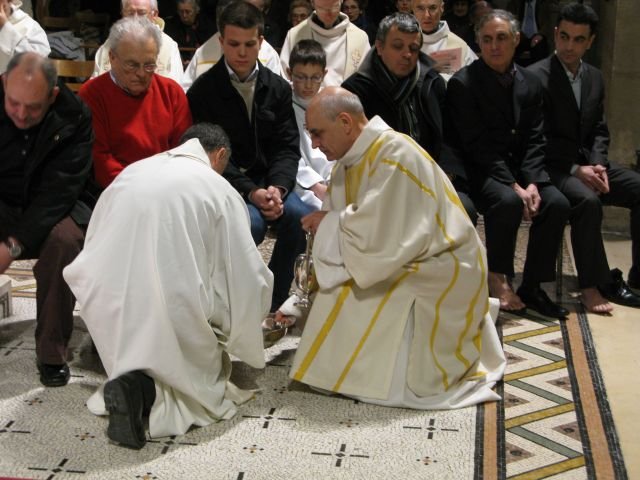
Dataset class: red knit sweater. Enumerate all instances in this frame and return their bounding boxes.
[79,73,192,188]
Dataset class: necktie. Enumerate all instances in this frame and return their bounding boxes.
[522,0,537,38]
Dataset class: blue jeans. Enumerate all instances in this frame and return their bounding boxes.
[247,192,313,311]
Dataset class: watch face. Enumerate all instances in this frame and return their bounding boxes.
[7,241,22,259]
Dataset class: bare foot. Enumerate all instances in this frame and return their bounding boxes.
[581,287,613,315]
[488,272,525,311]
[273,311,297,328]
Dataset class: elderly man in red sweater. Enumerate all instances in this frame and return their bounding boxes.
[80,15,192,189]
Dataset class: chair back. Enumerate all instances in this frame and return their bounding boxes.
[51,59,95,92]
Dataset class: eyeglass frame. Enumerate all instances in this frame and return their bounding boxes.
[314,2,342,14]
[112,51,158,73]
[291,73,324,84]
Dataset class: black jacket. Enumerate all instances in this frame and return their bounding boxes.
[343,50,468,180]
[528,55,609,174]
[0,80,95,255]
[446,59,550,187]
[187,59,300,198]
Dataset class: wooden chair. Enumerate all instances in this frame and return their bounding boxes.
[51,59,95,92]
[74,11,111,43]
[40,15,77,32]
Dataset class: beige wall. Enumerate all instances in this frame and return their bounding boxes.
[593,1,640,232]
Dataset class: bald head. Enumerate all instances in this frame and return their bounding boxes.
[3,52,59,130]
[306,87,367,161]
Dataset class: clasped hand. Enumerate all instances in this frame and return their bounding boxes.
[250,186,284,220]
[575,165,609,195]
[512,183,541,221]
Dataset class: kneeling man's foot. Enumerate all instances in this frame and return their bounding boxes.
[104,371,153,449]
[599,268,640,308]
[580,287,613,315]
[516,286,569,319]
[488,272,526,314]
[36,361,70,387]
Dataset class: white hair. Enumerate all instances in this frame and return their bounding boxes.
[109,15,162,52]
[121,0,159,10]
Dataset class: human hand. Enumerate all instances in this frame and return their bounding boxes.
[250,187,283,220]
[574,165,609,194]
[512,183,541,221]
[0,0,11,27]
[310,182,327,201]
[301,211,328,235]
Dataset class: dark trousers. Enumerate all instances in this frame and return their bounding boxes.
[473,178,570,285]
[246,191,313,311]
[0,203,84,364]
[549,165,640,288]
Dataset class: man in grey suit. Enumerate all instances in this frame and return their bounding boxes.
[528,2,640,314]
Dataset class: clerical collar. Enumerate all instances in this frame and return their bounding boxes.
[311,12,344,30]
[424,21,444,36]
[225,59,259,83]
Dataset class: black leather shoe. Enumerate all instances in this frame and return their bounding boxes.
[628,267,640,290]
[103,371,153,449]
[516,286,569,319]
[599,268,640,308]
[36,361,70,387]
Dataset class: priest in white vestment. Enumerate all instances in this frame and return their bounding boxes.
[63,124,273,449]
[291,87,505,409]
[0,0,50,74]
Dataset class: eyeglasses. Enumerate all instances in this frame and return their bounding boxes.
[292,73,323,84]
[118,58,158,73]
[342,5,359,10]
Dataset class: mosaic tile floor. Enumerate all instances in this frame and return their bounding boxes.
[0,226,629,479]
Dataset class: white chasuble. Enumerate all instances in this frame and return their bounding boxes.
[64,140,273,437]
[290,117,505,409]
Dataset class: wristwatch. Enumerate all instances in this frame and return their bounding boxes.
[5,238,22,259]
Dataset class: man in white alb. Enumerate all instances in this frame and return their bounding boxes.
[290,87,505,409]
[64,123,273,449]
[411,0,476,80]
[279,0,369,86]
[0,0,49,73]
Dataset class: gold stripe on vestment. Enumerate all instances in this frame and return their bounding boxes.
[345,138,385,203]
[332,269,415,391]
[462,248,488,357]
[292,280,354,382]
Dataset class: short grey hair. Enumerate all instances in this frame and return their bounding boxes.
[475,9,519,39]
[376,12,422,46]
[316,88,364,120]
[6,52,58,94]
[108,16,162,53]
[122,0,158,10]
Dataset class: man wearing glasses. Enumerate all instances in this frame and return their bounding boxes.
[92,0,184,83]
[411,0,476,81]
[280,0,370,86]
[80,16,192,189]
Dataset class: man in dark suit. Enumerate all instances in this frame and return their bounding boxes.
[528,3,640,313]
[187,1,311,312]
[1,52,95,386]
[342,12,477,224]
[447,9,570,319]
